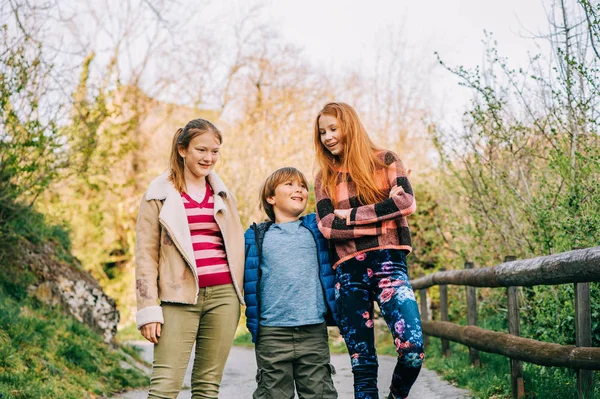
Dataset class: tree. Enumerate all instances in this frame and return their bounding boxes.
[432,0,600,263]
[430,0,600,350]
[0,14,65,211]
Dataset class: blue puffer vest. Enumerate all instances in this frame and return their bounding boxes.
[244,213,338,343]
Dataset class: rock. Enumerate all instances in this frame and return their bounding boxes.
[23,240,119,343]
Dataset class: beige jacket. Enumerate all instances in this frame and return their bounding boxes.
[135,170,245,329]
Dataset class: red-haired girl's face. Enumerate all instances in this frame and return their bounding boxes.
[318,114,344,157]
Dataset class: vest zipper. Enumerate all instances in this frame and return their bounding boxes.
[306,223,328,299]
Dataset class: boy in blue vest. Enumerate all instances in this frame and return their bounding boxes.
[244,167,338,399]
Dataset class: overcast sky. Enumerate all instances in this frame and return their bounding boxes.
[221,0,551,123]
[41,0,554,127]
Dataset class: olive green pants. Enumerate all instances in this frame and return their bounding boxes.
[253,322,338,399]
[148,284,240,399]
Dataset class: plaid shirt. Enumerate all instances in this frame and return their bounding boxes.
[315,150,415,268]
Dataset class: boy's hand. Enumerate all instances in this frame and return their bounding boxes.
[141,322,162,344]
[334,209,350,219]
[389,185,405,198]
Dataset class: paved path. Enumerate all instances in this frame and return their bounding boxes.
[112,342,470,399]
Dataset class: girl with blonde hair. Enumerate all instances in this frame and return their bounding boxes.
[314,102,423,399]
[135,118,245,398]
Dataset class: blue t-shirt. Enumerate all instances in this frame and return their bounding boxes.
[259,220,327,327]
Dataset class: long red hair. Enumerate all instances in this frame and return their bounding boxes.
[314,102,386,205]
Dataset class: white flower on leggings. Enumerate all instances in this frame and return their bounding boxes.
[396,286,415,302]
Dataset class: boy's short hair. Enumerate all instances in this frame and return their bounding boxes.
[259,167,309,222]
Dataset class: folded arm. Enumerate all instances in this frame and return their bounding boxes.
[315,179,386,241]
[346,155,416,226]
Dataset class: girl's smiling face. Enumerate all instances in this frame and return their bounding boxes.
[178,132,221,179]
[318,114,344,157]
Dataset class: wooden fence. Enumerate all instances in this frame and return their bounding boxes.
[411,246,600,399]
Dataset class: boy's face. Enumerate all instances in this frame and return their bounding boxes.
[267,179,308,221]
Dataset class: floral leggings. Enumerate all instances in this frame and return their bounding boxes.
[335,249,424,399]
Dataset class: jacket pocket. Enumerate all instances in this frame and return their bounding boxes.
[253,369,270,399]
[328,363,337,375]
[255,368,262,383]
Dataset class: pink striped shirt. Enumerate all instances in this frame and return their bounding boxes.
[181,184,232,288]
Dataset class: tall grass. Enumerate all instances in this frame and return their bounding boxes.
[422,337,599,398]
[0,286,149,398]
[0,204,149,398]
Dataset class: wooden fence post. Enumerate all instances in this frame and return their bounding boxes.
[575,282,594,399]
[465,261,480,367]
[439,268,450,357]
[419,287,429,348]
[505,255,525,399]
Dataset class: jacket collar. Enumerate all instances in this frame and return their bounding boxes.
[251,221,272,257]
[252,215,313,254]
[146,170,231,201]
[253,215,309,236]
[144,170,232,267]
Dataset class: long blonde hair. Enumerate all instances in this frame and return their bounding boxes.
[314,102,386,205]
[169,118,222,193]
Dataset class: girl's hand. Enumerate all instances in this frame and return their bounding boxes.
[140,322,162,344]
[389,185,405,198]
[334,209,350,219]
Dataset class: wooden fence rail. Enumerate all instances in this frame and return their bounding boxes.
[411,246,600,289]
[421,321,600,370]
[412,246,600,399]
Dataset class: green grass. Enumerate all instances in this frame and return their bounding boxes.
[423,337,599,398]
[233,330,254,347]
[0,200,75,265]
[0,284,149,398]
[0,204,149,398]
[120,342,150,366]
[233,313,255,348]
[116,320,144,342]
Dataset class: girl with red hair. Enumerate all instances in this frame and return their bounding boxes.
[314,102,424,399]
